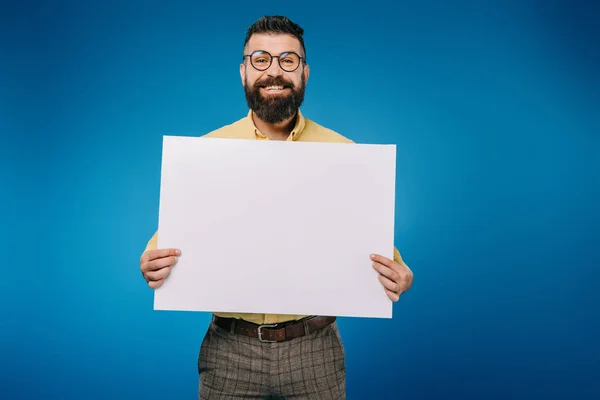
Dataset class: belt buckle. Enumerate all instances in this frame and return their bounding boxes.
[257,324,278,343]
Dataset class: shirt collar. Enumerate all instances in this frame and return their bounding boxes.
[247,109,306,141]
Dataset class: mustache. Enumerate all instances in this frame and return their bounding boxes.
[253,76,295,90]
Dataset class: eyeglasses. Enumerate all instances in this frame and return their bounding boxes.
[243,50,305,72]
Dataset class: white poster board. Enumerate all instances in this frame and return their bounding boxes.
[154,136,397,318]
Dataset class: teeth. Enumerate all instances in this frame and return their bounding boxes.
[266,86,284,90]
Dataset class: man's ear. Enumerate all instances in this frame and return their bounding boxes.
[240,63,246,86]
[303,63,310,85]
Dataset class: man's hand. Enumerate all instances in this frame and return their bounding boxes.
[140,248,181,289]
[371,253,413,301]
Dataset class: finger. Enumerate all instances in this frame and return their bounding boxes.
[142,255,178,272]
[148,278,164,289]
[141,248,181,263]
[372,261,400,283]
[145,266,172,282]
[370,253,395,268]
[385,288,400,302]
[378,274,402,294]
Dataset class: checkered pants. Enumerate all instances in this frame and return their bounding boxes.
[197,319,346,399]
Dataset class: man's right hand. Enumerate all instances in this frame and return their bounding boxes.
[140,248,181,289]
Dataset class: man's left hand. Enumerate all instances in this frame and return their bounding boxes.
[371,253,413,302]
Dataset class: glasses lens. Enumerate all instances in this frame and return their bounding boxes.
[278,52,300,71]
[251,51,272,70]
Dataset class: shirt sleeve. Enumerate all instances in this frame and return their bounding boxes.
[144,231,158,252]
[393,246,403,264]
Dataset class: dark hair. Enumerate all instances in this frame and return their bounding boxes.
[243,15,306,59]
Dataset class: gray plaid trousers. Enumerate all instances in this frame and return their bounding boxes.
[197,319,346,399]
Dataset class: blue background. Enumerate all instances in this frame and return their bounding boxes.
[2,0,599,398]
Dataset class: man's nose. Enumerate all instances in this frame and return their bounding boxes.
[266,58,284,76]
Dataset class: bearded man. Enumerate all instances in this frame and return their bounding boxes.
[139,15,414,400]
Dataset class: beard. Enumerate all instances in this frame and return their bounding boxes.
[244,74,305,123]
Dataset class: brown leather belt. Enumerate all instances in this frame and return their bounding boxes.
[212,315,336,343]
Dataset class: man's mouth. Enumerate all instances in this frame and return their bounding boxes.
[262,85,288,93]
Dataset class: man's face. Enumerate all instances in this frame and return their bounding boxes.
[240,33,310,123]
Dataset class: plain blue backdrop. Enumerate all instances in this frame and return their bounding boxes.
[2,0,599,399]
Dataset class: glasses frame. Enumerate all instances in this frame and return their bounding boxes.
[243,50,306,72]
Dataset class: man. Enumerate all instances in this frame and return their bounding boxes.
[140,15,414,399]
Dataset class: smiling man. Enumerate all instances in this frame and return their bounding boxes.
[139,15,413,399]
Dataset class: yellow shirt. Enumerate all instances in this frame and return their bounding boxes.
[144,109,403,324]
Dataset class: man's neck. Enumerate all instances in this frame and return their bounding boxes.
[252,112,297,141]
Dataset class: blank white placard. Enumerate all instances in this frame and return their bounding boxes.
[154,135,397,318]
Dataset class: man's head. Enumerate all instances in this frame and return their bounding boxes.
[240,16,310,124]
